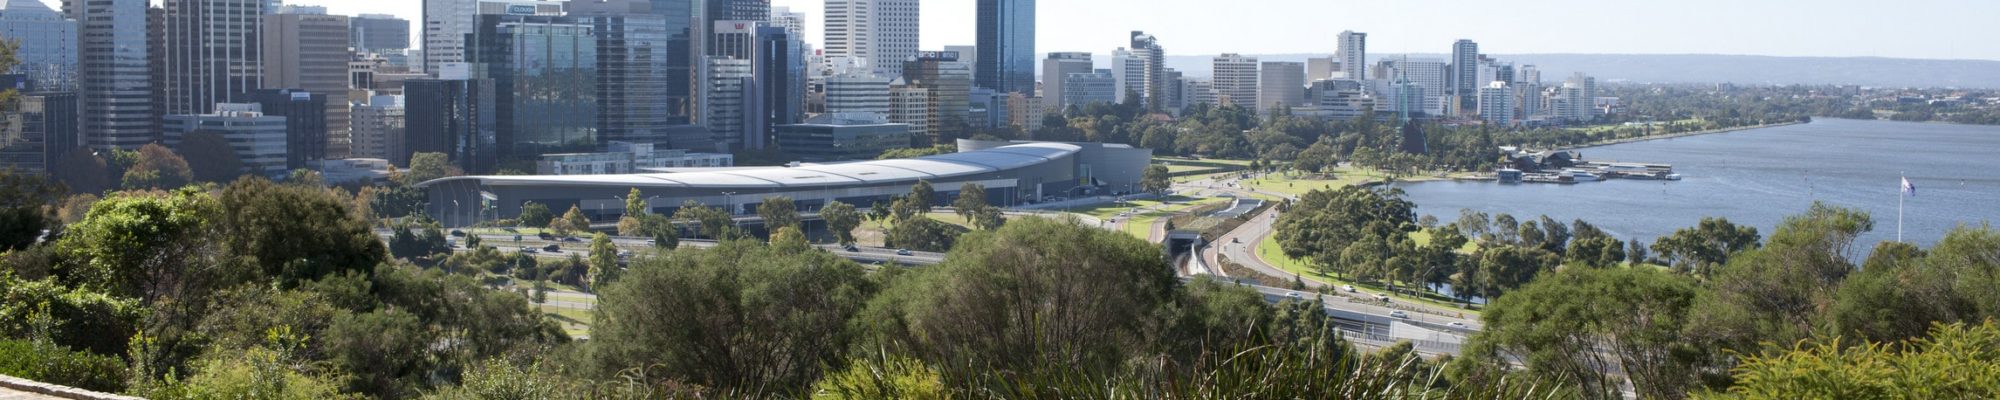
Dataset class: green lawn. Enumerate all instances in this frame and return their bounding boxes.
[539,304,593,338]
[1253,233,1480,313]
[1410,230,1481,253]
[1117,197,1229,240]
[1238,167,1386,198]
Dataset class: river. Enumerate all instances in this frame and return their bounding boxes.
[1394,118,2000,249]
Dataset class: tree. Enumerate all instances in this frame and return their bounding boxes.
[517,202,553,228]
[1294,137,1340,173]
[858,217,1176,380]
[323,309,427,398]
[178,131,245,183]
[1651,217,1762,277]
[121,144,193,190]
[50,149,110,195]
[866,200,892,225]
[215,177,387,287]
[286,169,324,187]
[820,201,862,246]
[0,168,62,251]
[885,216,966,252]
[1690,203,1872,353]
[1141,165,1172,195]
[588,233,618,292]
[1272,186,1417,276]
[952,183,989,220]
[1711,322,2000,399]
[969,206,1006,231]
[908,180,936,214]
[54,188,223,301]
[398,152,459,186]
[674,200,736,240]
[757,196,800,234]
[1466,267,1707,400]
[618,188,648,236]
[589,240,875,393]
[1456,209,1492,240]
[623,187,647,216]
[550,205,589,237]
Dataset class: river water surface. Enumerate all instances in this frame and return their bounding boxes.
[1394,119,2000,249]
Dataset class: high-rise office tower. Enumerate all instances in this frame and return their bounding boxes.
[0,92,79,173]
[1477,81,1514,126]
[1384,57,1447,116]
[350,94,404,160]
[1130,31,1165,111]
[975,0,1033,94]
[1336,31,1365,80]
[1111,48,1140,104]
[1211,54,1258,109]
[162,0,265,116]
[163,103,290,177]
[1256,61,1304,115]
[901,52,971,146]
[66,0,152,150]
[755,25,807,149]
[824,73,892,115]
[2,0,77,92]
[250,88,329,169]
[1040,52,1091,111]
[769,5,803,35]
[1182,78,1215,108]
[350,14,408,53]
[422,0,562,76]
[824,0,918,78]
[403,77,496,171]
[1306,57,1334,82]
[264,10,352,158]
[1061,70,1116,110]
[1518,64,1541,85]
[701,57,757,152]
[469,13,599,161]
[572,0,691,149]
[1450,39,1479,112]
[1161,68,1184,112]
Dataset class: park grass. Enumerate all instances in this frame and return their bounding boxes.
[539,304,594,338]
[1116,197,1231,240]
[1252,233,1480,313]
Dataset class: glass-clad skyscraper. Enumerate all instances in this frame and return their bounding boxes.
[1,0,77,91]
[974,0,1034,94]
[470,14,598,163]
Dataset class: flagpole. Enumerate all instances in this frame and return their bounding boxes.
[1898,174,1905,243]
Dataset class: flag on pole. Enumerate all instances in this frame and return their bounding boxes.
[1902,177,1917,197]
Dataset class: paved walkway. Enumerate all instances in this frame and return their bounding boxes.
[0,388,64,400]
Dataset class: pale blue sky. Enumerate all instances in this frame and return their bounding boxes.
[92,0,2000,60]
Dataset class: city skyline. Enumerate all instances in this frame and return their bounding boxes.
[91,0,2000,61]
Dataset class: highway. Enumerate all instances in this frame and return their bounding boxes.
[374,229,949,266]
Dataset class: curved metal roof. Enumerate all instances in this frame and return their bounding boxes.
[418,142,1082,190]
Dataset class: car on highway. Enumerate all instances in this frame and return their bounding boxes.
[543,244,562,253]
[450,230,466,237]
[562,237,584,243]
[1375,294,1391,302]
[1390,311,1409,319]
[844,245,861,253]
[1232,237,1241,243]
[538,232,555,240]
[518,247,538,254]
[1286,292,1302,300]
[1342,284,1356,293]
[617,250,633,259]
[1449,322,1468,329]
[513,235,523,242]
[895,249,914,256]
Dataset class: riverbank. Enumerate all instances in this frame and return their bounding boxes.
[1559,121,1805,151]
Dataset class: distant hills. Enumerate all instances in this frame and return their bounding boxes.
[1154,54,2000,88]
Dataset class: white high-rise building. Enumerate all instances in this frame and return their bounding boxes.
[1336,31,1366,80]
[1477,81,1514,126]
[1256,61,1304,115]
[1130,31,1167,110]
[1450,39,1479,113]
[1384,58,1448,116]
[1306,57,1335,82]
[825,73,892,115]
[422,0,562,76]
[1061,70,1116,109]
[1111,48,1142,104]
[1518,64,1541,85]
[351,94,405,160]
[65,0,152,150]
[1040,52,1091,111]
[1211,54,1258,109]
[1182,78,1216,108]
[770,6,805,36]
[824,0,919,78]
[1560,72,1597,122]
[886,82,931,141]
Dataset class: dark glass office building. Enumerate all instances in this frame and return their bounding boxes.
[757,26,806,147]
[404,78,496,173]
[470,14,599,163]
[251,88,328,170]
[572,0,688,149]
[0,89,79,173]
[975,0,1035,94]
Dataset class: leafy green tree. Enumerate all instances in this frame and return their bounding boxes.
[1472,245,1560,299]
[952,183,989,220]
[756,196,800,234]
[1273,186,1417,276]
[857,217,1175,381]
[50,149,111,196]
[969,206,1006,231]
[673,200,735,239]
[1141,165,1172,195]
[907,180,936,213]
[1708,322,2000,399]
[1690,203,1872,353]
[866,200,891,225]
[178,131,245,183]
[369,186,427,220]
[398,152,458,186]
[589,240,875,394]
[0,339,130,393]
[1651,217,1762,277]
[1565,236,1626,268]
[121,144,193,190]
[0,276,144,357]
[517,202,553,228]
[588,233,618,291]
[1466,267,1708,400]
[885,216,965,252]
[0,168,62,251]
[618,188,647,236]
[1456,209,1492,240]
[323,309,428,398]
[216,177,387,287]
[1294,137,1340,173]
[820,201,862,246]
[54,188,223,300]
